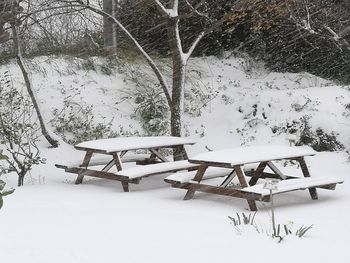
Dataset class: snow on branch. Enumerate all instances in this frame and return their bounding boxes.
[152,0,178,17]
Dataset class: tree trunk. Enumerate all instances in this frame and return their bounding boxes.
[103,0,117,50]
[11,25,59,148]
[167,18,187,160]
[18,173,24,187]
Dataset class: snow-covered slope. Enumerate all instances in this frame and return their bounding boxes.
[0,54,349,263]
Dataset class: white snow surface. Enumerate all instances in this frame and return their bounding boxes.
[190,145,316,166]
[0,55,349,263]
[75,136,196,153]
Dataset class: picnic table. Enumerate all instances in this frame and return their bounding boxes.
[165,145,344,210]
[55,136,198,192]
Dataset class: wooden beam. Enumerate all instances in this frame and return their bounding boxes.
[267,161,287,180]
[66,167,140,184]
[249,161,268,186]
[75,150,93,184]
[298,157,318,200]
[149,148,169,162]
[173,182,265,201]
[235,165,257,211]
[183,164,208,200]
[113,153,123,171]
[220,169,236,187]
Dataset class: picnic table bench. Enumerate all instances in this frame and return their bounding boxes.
[165,145,344,211]
[55,136,197,192]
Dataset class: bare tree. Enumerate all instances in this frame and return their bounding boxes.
[0,0,59,147]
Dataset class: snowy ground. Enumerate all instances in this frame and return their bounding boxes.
[0,55,349,262]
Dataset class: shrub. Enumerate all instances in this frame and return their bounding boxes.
[50,94,116,145]
[0,72,44,186]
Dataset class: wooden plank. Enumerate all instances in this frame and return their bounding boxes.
[65,167,140,184]
[248,161,268,186]
[113,153,123,171]
[172,182,266,202]
[235,165,257,211]
[75,150,93,184]
[189,160,235,168]
[298,157,318,200]
[183,164,208,200]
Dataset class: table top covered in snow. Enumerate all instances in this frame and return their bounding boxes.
[75,136,196,153]
[189,145,316,167]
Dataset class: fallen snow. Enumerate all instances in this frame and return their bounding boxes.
[243,176,345,196]
[0,55,349,263]
[190,145,316,166]
[75,136,196,153]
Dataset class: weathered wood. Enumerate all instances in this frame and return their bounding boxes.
[171,181,266,201]
[149,148,169,162]
[113,153,123,171]
[65,167,140,184]
[121,181,129,192]
[183,164,208,200]
[101,159,115,172]
[298,157,318,200]
[220,170,236,187]
[189,159,236,168]
[75,150,93,184]
[235,165,257,211]
[267,161,287,180]
[249,161,268,186]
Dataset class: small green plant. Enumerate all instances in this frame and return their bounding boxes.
[228,212,313,242]
[228,212,257,226]
[295,225,313,238]
[134,86,169,135]
[0,178,15,210]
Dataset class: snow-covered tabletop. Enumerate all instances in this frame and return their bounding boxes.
[75,136,196,153]
[189,145,316,167]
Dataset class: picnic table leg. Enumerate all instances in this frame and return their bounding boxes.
[121,181,129,192]
[249,162,268,186]
[184,165,208,200]
[113,153,129,192]
[235,165,257,211]
[298,157,318,200]
[75,150,93,184]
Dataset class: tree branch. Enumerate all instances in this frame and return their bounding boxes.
[61,0,172,107]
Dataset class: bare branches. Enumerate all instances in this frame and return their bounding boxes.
[62,0,172,106]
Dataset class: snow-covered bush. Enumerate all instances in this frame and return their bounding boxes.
[50,93,117,145]
[134,86,169,135]
[0,72,44,186]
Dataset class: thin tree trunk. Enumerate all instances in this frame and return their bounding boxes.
[11,25,59,148]
[103,0,114,48]
[167,18,187,160]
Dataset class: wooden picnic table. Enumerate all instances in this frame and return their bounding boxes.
[165,145,344,211]
[55,136,197,192]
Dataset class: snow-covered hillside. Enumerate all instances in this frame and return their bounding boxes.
[0,54,349,263]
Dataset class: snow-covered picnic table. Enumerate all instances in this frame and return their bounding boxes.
[165,145,344,211]
[55,136,197,192]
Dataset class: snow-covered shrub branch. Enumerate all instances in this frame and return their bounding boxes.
[0,72,44,187]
